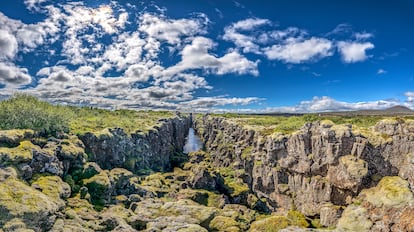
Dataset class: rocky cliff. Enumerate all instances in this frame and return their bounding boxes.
[194,115,414,230]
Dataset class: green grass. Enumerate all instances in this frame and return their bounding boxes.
[69,107,174,135]
[0,94,175,136]
[216,113,406,135]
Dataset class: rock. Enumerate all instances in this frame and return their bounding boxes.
[0,178,59,231]
[209,216,240,231]
[31,175,71,209]
[2,218,35,232]
[0,129,34,146]
[188,167,217,190]
[319,203,342,227]
[160,199,217,227]
[100,205,136,231]
[0,141,36,165]
[30,148,64,176]
[81,162,102,179]
[83,171,113,206]
[79,116,191,173]
[327,155,368,192]
[249,216,290,232]
[359,176,414,208]
[336,205,372,232]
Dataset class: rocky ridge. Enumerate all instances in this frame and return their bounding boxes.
[194,115,414,231]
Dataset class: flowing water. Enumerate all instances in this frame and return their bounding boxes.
[183,128,203,153]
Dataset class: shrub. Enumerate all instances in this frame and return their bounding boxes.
[0,94,72,136]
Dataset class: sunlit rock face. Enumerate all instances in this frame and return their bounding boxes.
[183,128,203,153]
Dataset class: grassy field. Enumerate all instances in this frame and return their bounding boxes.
[217,113,414,135]
[0,94,174,136]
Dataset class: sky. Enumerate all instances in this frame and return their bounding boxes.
[0,0,413,112]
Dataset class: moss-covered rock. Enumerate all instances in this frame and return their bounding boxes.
[209,216,240,231]
[83,171,113,207]
[0,141,38,165]
[160,199,217,227]
[359,176,414,208]
[249,215,290,232]
[31,175,71,209]
[336,205,372,232]
[2,218,35,232]
[0,178,59,231]
[0,130,34,147]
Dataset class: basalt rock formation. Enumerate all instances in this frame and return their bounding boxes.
[1,113,414,232]
[194,115,414,231]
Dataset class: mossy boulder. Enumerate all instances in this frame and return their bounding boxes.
[31,175,71,209]
[336,205,372,232]
[327,155,368,191]
[160,199,217,227]
[2,218,35,232]
[0,178,59,231]
[0,129,34,146]
[83,171,113,206]
[359,176,414,208]
[0,141,38,165]
[209,216,240,231]
[249,216,290,232]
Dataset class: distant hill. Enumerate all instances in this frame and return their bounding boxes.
[319,105,414,116]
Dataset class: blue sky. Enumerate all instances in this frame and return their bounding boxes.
[0,0,413,112]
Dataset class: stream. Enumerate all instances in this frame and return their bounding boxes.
[183,128,203,153]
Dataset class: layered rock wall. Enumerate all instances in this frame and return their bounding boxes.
[194,115,414,227]
[80,115,191,174]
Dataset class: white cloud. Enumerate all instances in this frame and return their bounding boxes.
[263,96,405,113]
[0,30,18,60]
[24,0,48,11]
[405,92,414,102]
[263,37,333,63]
[223,18,270,53]
[337,41,374,63]
[0,62,32,87]
[377,69,387,75]
[165,37,259,76]
[354,32,373,40]
[139,13,207,45]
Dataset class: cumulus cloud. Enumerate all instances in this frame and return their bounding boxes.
[223,18,270,53]
[337,41,374,63]
[165,37,259,76]
[0,62,32,87]
[0,30,18,59]
[263,37,333,63]
[263,96,405,113]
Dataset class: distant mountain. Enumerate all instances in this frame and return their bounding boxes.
[383,105,414,113]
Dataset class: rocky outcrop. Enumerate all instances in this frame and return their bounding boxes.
[194,115,414,229]
[79,115,191,174]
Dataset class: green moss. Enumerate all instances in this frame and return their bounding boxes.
[0,178,59,225]
[0,141,38,165]
[336,205,372,232]
[83,172,111,207]
[241,146,253,159]
[249,215,290,232]
[340,155,368,178]
[31,176,71,204]
[287,210,309,227]
[209,216,240,231]
[360,176,414,208]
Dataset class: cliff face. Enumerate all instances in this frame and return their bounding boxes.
[0,114,192,231]
[194,115,414,229]
[80,115,191,174]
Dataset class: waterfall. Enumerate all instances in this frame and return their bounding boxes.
[183,128,203,153]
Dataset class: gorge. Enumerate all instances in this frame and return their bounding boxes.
[1,112,414,231]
